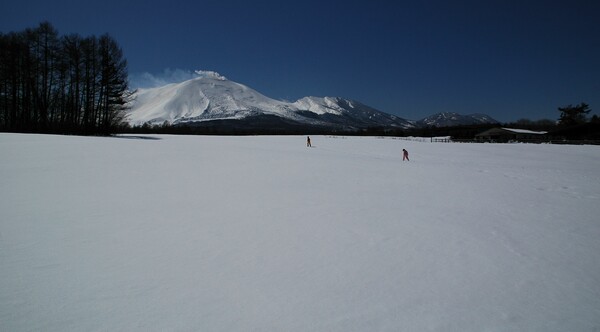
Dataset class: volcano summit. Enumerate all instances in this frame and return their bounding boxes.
[127,71,414,131]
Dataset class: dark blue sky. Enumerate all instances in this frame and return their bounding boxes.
[2,0,599,122]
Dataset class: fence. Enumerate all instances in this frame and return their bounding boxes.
[383,136,600,145]
[330,135,600,145]
[449,138,600,145]
[390,136,452,143]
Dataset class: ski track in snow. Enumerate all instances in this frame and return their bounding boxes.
[1,133,600,331]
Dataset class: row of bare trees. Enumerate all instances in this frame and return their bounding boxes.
[0,22,131,135]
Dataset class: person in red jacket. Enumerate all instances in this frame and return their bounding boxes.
[402,149,409,161]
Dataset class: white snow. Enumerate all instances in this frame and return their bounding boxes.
[128,74,299,125]
[501,127,548,135]
[292,96,346,115]
[1,133,600,331]
[126,72,414,128]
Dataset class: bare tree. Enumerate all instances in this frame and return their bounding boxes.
[0,22,131,134]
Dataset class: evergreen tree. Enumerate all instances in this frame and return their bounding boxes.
[558,103,591,126]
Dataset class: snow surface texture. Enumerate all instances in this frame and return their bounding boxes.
[1,133,600,331]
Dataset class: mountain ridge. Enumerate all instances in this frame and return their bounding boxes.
[127,71,497,130]
[417,112,499,127]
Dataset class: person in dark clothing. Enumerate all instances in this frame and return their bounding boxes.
[402,149,409,161]
[307,136,312,147]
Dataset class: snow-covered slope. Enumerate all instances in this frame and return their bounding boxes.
[2,133,600,331]
[127,71,414,129]
[128,71,299,124]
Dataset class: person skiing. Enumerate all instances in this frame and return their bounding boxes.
[402,148,409,161]
[307,136,312,147]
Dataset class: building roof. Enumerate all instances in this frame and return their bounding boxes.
[476,127,548,137]
[500,128,548,135]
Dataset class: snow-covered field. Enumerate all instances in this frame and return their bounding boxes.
[1,133,599,331]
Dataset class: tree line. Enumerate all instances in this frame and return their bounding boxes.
[0,22,130,135]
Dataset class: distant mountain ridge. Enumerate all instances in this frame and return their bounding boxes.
[417,112,499,127]
[127,71,497,130]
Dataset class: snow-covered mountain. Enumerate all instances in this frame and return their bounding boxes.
[127,71,414,130]
[416,112,499,127]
